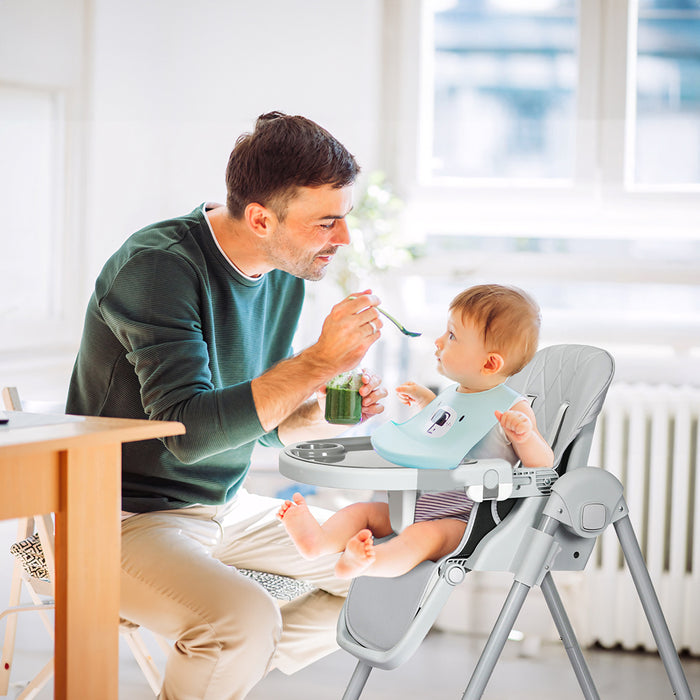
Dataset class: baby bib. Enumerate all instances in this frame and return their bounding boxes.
[370,383,521,470]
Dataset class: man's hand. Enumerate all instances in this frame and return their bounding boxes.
[315,368,387,420]
[252,290,383,433]
[304,291,383,376]
[358,369,387,421]
[280,368,387,444]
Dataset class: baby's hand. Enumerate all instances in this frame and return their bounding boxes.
[395,381,435,409]
[495,409,533,444]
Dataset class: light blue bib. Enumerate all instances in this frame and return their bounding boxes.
[370,383,521,470]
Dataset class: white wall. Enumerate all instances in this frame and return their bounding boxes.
[0,0,387,401]
[85,0,384,296]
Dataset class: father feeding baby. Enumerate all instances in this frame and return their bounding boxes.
[278,284,554,579]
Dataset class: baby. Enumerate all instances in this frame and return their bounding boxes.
[278,284,554,579]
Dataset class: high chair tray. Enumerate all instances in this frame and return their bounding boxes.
[279,436,517,496]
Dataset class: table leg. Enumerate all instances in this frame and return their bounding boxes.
[53,443,121,700]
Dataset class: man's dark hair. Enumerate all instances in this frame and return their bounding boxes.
[225,111,360,220]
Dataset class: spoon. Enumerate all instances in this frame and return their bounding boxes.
[377,307,422,337]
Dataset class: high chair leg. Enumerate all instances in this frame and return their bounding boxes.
[540,572,599,699]
[614,514,694,700]
[341,660,372,700]
[461,579,531,699]
[463,515,565,699]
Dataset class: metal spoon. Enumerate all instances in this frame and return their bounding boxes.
[377,307,422,337]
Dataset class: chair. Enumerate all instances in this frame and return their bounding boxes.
[280,344,694,699]
[0,387,315,699]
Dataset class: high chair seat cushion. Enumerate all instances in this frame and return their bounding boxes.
[344,558,438,651]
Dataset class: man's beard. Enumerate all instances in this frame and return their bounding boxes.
[263,237,340,281]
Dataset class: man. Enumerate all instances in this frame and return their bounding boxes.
[66,111,386,699]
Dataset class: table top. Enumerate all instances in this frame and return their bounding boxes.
[0,411,185,454]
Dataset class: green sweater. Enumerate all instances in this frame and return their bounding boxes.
[66,204,305,512]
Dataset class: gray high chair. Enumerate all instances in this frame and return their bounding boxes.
[279,344,694,699]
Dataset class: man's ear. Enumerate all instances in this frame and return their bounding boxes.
[483,352,505,375]
[245,202,276,238]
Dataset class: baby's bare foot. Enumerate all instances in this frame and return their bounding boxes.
[335,529,376,578]
[278,493,324,559]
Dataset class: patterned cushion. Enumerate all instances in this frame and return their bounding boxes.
[9,534,316,601]
[10,533,49,581]
[237,569,316,601]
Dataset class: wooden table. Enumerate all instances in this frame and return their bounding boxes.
[0,412,185,700]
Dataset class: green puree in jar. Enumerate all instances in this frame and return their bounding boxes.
[325,371,362,425]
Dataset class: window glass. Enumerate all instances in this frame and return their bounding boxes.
[634,0,700,185]
[430,0,577,181]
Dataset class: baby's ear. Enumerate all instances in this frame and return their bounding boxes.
[483,353,505,375]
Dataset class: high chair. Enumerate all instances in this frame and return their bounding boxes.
[279,344,694,700]
[0,387,315,699]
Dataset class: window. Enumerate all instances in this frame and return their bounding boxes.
[422,0,700,192]
[0,0,88,404]
[0,0,87,361]
[431,0,577,181]
[381,0,700,384]
[633,0,700,186]
[0,86,63,321]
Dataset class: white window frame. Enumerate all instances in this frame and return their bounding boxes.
[376,0,700,381]
[0,0,90,367]
[381,0,700,242]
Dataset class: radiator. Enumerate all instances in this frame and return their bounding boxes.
[584,383,700,655]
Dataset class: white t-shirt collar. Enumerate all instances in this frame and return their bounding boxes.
[202,203,262,282]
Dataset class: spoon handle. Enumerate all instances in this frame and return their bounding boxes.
[377,307,404,331]
[349,297,421,336]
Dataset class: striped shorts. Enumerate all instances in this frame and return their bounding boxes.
[414,490,474,524]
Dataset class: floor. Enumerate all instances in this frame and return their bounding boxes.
[2,467,699,700]
[5,624,699,699]
[250,635,700,700]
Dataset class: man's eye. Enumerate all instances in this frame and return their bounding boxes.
[320,221,335,230]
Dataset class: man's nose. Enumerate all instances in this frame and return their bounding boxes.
[331,218,350,246]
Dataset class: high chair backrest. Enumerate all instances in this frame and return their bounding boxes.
[505,344,615,474]
[457,344,615,573]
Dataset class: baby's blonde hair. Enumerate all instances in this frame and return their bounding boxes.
[449,284,541,376]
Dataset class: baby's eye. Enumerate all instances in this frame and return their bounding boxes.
[448,332,455,340]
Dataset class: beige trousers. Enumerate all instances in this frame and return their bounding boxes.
[120,488,349,700]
